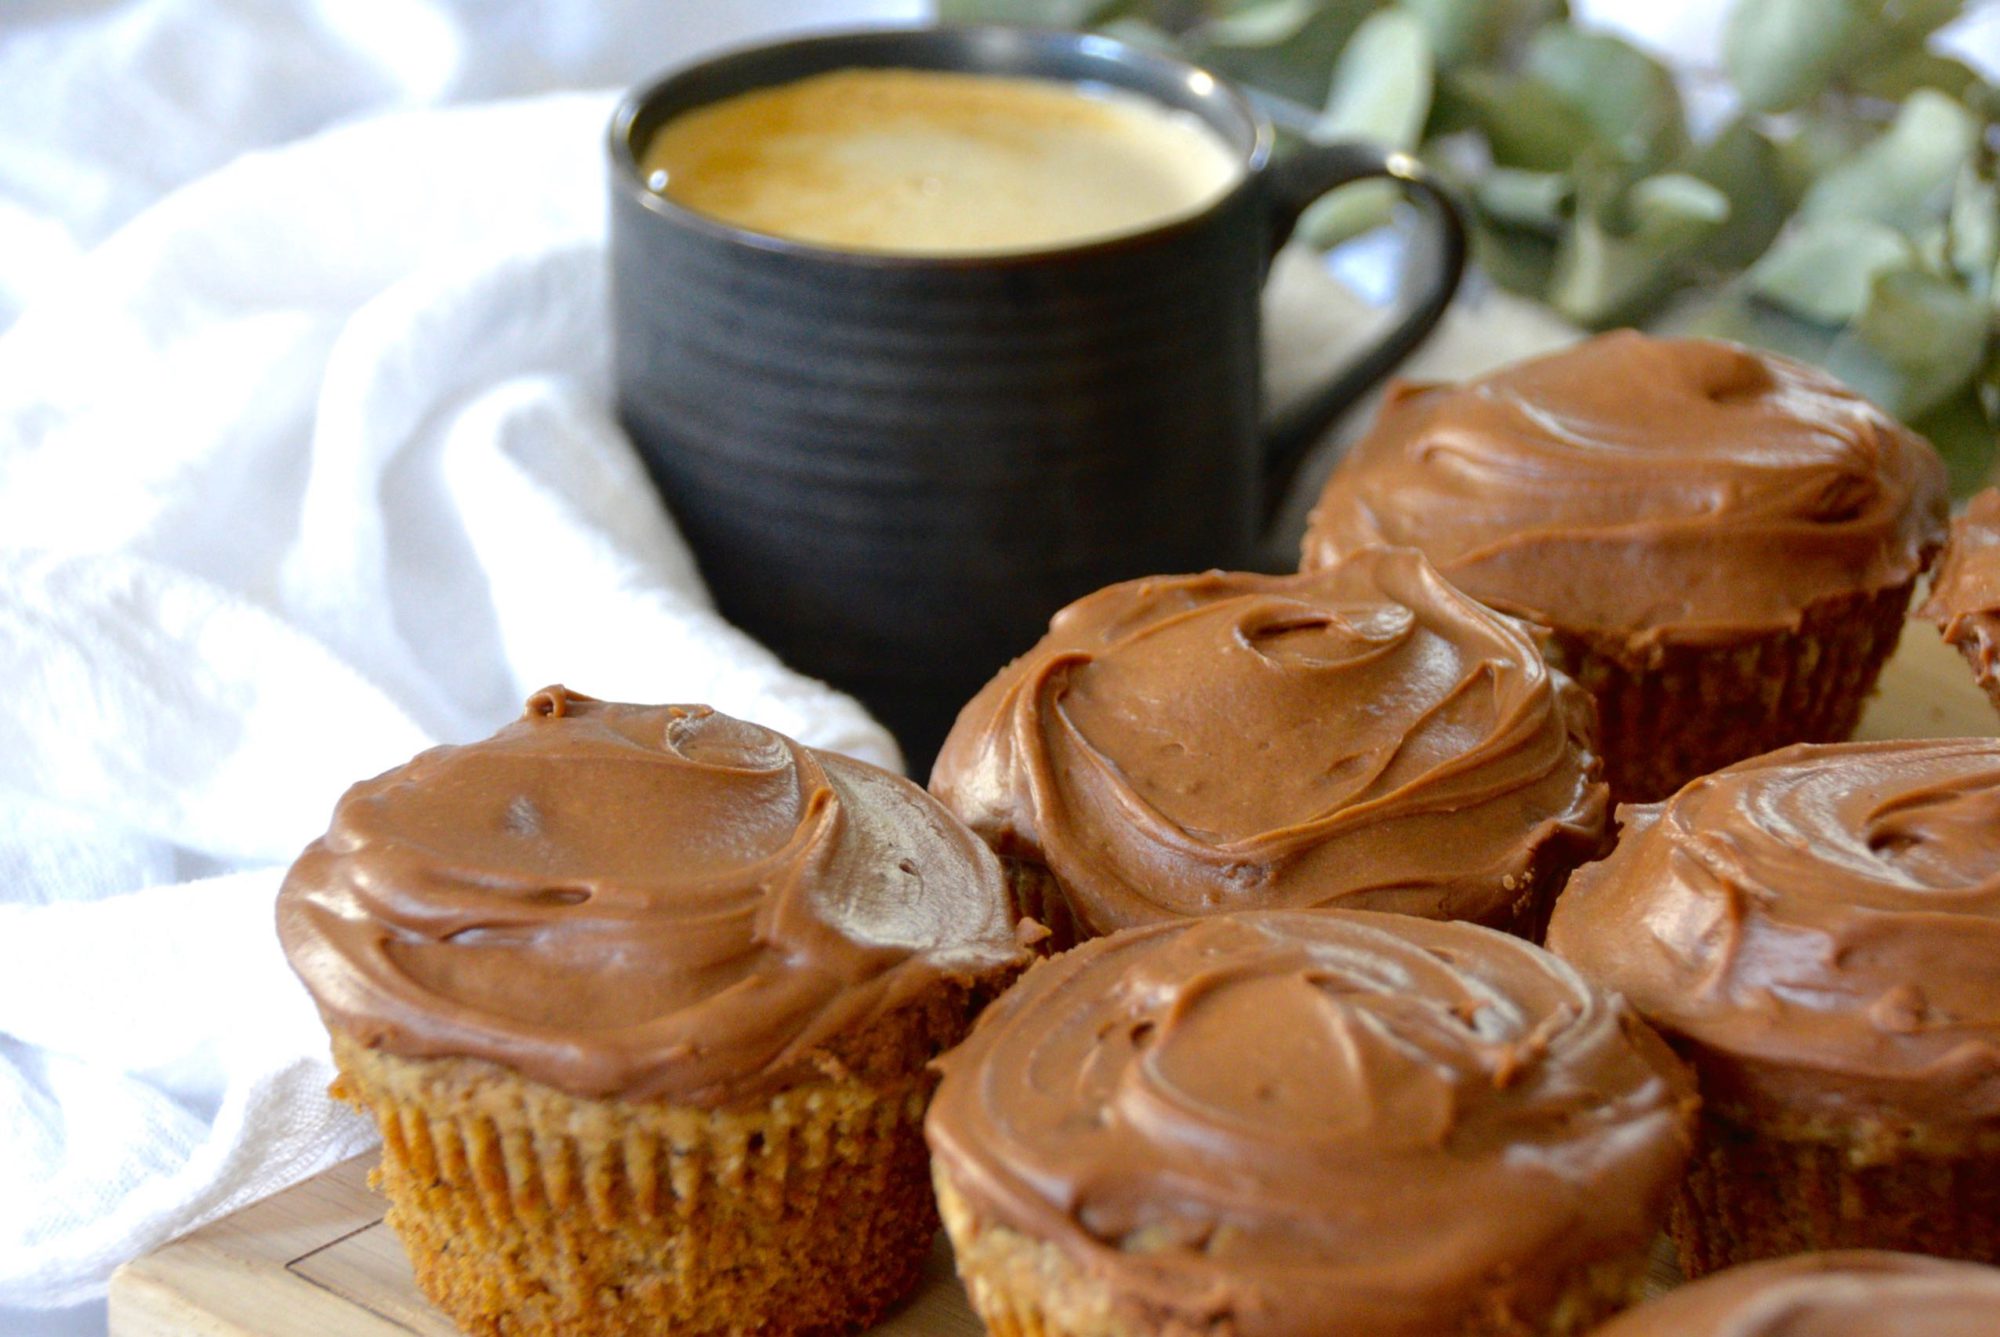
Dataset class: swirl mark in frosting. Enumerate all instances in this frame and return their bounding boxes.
[1548,739,2000,1129]
[931,549,1605,934]
[1590,1251,2000,1337]
[1302,332,1948,645]
[279,693,1024,1105]
[926,911,1694,1336]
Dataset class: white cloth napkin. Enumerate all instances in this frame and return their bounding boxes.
[0,10,1584,1331]
[0,88,910,1316]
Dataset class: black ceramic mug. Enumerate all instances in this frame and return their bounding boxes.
[608,25,1466,772]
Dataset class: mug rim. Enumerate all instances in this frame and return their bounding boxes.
[606,22,1276,270]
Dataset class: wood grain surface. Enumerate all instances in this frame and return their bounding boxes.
[106,622,1999,1337]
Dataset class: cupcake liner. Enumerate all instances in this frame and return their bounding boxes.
[935,1162,1653,1337]
[333,1033,941,1337]
[1552,579,1916,805]
[1670,1106,2000,1278]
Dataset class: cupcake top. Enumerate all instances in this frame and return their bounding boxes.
[1920,486,2000,694]
[929,548,1606,935]
[1547,739,2000,1132]
[1591,1251,2000,1336]
[278,689,1026,1105]
[926,911,1695,1337]
[1302,332,1948,647]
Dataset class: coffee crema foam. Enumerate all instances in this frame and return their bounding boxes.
[640,67,1244,255]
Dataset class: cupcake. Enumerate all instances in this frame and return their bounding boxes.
[1590,1251,2000,1335]
[1546,738,2000,1277]
[1302,331,1949,803]
[1920,486,2000,710]
[929,547,1607,948]
[277,689,1029,1336]
[926,910,1697,1337]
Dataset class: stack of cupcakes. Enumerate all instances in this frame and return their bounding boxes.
[272,329,1985,1337]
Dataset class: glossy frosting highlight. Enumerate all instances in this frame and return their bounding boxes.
[1547,739,2000,1130]
[1920,486,2000,697]
[930,549,1606,934]
[927,911,1695,1337]
[1303,332,1948,645]
[1592,1251,2000,1336]
[279,689,1025,1105]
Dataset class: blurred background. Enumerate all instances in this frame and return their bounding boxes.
[4,2,2000,1334]
[7,0,2000,480]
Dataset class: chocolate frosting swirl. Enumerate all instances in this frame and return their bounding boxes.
[1593,1252,2000,1336]
[926,911,1695,1337]
[278,690,1025,1105]
[930,549,1606,934]
[1920,487,2000,695]
[1302,332,1948,648]
[1547,739,2000,1131]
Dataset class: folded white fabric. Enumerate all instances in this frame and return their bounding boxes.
[0,90,902,1312]
[0,29,1580,1332]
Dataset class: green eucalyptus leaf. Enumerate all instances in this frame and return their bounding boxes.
[1688,118,1794,271]
[1524,26,1684,169]
[1853,48,1983,103]
[1869,0,1969,41]
[1684,290,1843,367]
[1800,90,1980,234]
[1629,173,1730,248]
[1747,219,1913,325]
[1723,0,1859,113]
[1205,0,1323,49]
[1395,0,1496,66]
[1319,8,1434,147]
[1395,0,1563,66]
[1909,382,1996,498]
[1773,113,1875,204]
[1296,180,1396,246]
[1094,16,1180,53]
[1546,213,1655,327]
[1299,9,1435,245]
[1190,2,1372,107]
[1438,67,1595,172]
[1476,167,1571,231]
[1473,224,1560,298]
[938,0,1126,23]
[1827,266,1989,420]
[1545,169,1728,328]
[1950,167,2000,295]
[1547,209,1674,329]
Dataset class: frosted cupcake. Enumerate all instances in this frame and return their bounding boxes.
[1303,332,1948,802]
[1590,1251,2000,1335]
[930,547,1607,947]
[278,689,1029,1336]
[1920,485,2000,710]
[1547,738,2000,1276]
[927,910,1697,1336]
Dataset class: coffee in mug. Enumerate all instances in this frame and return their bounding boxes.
[609,27,1466,772]
[638,68,1244,255]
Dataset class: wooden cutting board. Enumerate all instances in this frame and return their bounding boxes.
[106,623,1999,1337]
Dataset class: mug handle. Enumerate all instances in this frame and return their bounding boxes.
[1258,143,1468,525]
